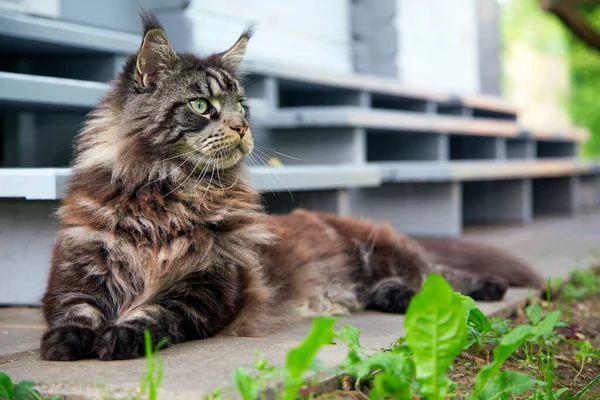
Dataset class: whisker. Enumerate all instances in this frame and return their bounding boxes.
[252,150,304,186]
[163,155,205,198]
[216,149,224,192]
[252,153,295,200]
[247,154,276,196]
[200,163,217,208]
[193,157,213,188]
[156,149,198,164]
[254,147,311,163]
[251,151,294,201]
[141,155,193,190]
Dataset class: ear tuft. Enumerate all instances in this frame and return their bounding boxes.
[220,27,254,72]
[135,12,177,88]
[141,11,164,36]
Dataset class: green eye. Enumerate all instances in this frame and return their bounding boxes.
[189,98,210,114]
[236,101,244,113]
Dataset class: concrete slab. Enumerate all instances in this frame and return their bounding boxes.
[0,213,599,399]
[464,212,600,280]
[0,307,45,358]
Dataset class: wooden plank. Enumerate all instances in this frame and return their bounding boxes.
[377,160,600,183]
[0,165,381,200]
[261,106,520,137]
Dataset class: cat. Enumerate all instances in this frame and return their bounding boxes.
[40,13,543,361]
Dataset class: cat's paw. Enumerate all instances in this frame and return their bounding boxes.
[365,285,417,314]
[40,325,96,361]
[93,325,146,360]
[468,275,508,301]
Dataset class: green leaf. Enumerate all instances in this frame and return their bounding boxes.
[469,308,493,334]
[368,351,414,379]
[479,371,539,399]
[573,372,600,400]
[370,372,413,400]
[284,317,336,399]
[455,293,477,316]
[338,347,371,378]
[0,372,14,399]
[526,302,542,325]
[553,387,572,398]
[335,325,362,349]
[233,367,259,400]
[533,311,561,338]
[405,274,468,400]
[472,325,534,398]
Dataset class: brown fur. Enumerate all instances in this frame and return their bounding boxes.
[40,13,542,361]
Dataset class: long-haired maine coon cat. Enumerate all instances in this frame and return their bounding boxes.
[41,13,544,361]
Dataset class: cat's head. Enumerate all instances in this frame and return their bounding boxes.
[98,13,254,173]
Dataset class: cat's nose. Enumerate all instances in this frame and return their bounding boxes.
[230,122,248,138]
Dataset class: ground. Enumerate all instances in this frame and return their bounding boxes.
[1,213,600,399]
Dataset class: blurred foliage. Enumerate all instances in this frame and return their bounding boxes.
[502,0,569,55]
[502,0,600,157]
[569,6,600,157]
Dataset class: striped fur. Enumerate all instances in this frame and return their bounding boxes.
[41,13,542,361]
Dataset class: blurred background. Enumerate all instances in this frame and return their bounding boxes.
[1,0,600,304]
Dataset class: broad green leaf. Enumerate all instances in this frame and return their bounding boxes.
[367,351,414,378]
[455,293,477,317]
[338,347,370,378]
[12,381,40,400]
[233,367,258,400]
[526,302,542,325]
[533,311,561,338]
[405,274,468,400]
[335,325,362,349]
[472,325,534,397]
[284,317,336,399]
[0,372,14,399]
[370,372,413,400]
[339,350,414,383]
[479,371,538,399]
[469,308,492,333]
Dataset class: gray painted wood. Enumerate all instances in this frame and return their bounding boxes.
[463,179,532,223]
[579,175,600,212]
[0,200,58,305]
[350,182,462,236]
[533,176,579,216]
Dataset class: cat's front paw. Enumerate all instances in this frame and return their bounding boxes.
[468,275,508,301]
[93,325,147,360]
[40,325,96,361]
[365,285,417,314]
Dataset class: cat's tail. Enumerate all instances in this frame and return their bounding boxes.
[415,237,546,290]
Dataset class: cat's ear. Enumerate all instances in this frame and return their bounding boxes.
[220,28,253,72]
[135,12,178,87]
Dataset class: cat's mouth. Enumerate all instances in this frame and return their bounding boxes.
[213,146,244,169]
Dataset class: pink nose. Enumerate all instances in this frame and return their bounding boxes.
[230,123,248,138]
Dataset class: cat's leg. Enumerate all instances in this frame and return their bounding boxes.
[92,270,244,360]
[429,264,508,301]
[41,293,109,361]
[92,302,190,360]
[41,235,114,361]
[364,277,417,313]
